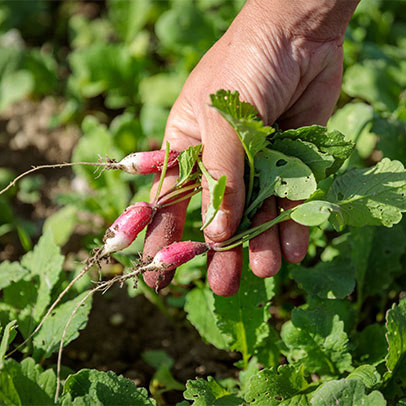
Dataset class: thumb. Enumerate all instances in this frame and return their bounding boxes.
[200,108,245,242]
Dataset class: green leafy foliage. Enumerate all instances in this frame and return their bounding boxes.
[184,376,243,406]
[328,158,406,227]
[210,89,271,164]
[0,261,28,290]
[185,286,228,350]
[176,145,203,187]
[62,369,156,405]
[1,1,406,405]
[32,290,92,359]
[254,149,317,201]
[327,102,375,160]
[311,378,386,406]
[244,365,311,405]
[213,260,275,367]
[353,324,387,366]
[281,308,353,378]
[272,125,354,175]
[290,257,355,299]
[383,299,406,398]
[290,201,341,227]
[0,358,56,406]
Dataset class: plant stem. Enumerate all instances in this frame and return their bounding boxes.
[154,141,170,204]
[157,182,201,206]
[245,152,255,209]
[158,188,202,208]
[213,209,293,251]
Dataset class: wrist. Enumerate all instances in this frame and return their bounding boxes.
[243,0,360,42]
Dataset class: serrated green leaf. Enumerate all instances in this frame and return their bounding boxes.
[213,258,274,366]
[346,365,380,388]
[185,286,228,350]
[328,158,406,227]
[272,138,335,181]
[290,257,355,299]
[281,308,353,378]
[210,90,272,159]
[184,376,243,406]
[0,260,28,290]
[290,201,341,227]
[2,358,56,406]
[64,369,155,405]
[311,379,386,406]
[33,290,92,359]
[244,365,311,406]
[272,125,354,174]
[252,149,316,208]
[176,144,202,187]
[20,230,64,322]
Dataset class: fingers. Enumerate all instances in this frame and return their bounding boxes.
[249,197,281,278]
[143,170,190,290]
[198,103,246,296]
[200,108,246,242]
[278,198,309,263]
[143,98,200,290]
[207,247,243,297]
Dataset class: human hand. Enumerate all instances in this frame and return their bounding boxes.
[143,0,360,296]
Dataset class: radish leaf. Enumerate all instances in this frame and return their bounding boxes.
[328,158,406,227]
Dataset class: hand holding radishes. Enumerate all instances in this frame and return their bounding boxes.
[142,0,360,296]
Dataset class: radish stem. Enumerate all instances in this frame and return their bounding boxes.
[154,141,170,204]
[213,209,293,251]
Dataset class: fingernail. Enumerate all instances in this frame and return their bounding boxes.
[205,210,228,240]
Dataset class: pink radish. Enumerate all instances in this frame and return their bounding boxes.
[0,149,180,196]
[145,241,209,272]
[7,200,156,358]
[115,150,179,174]
[101,201,155,256]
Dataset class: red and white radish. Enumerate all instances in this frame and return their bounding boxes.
[115,150,179,174]
[101,201,155,256]
[144,241,209,272]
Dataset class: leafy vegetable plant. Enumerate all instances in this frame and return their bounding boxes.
[1,1,406,404]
